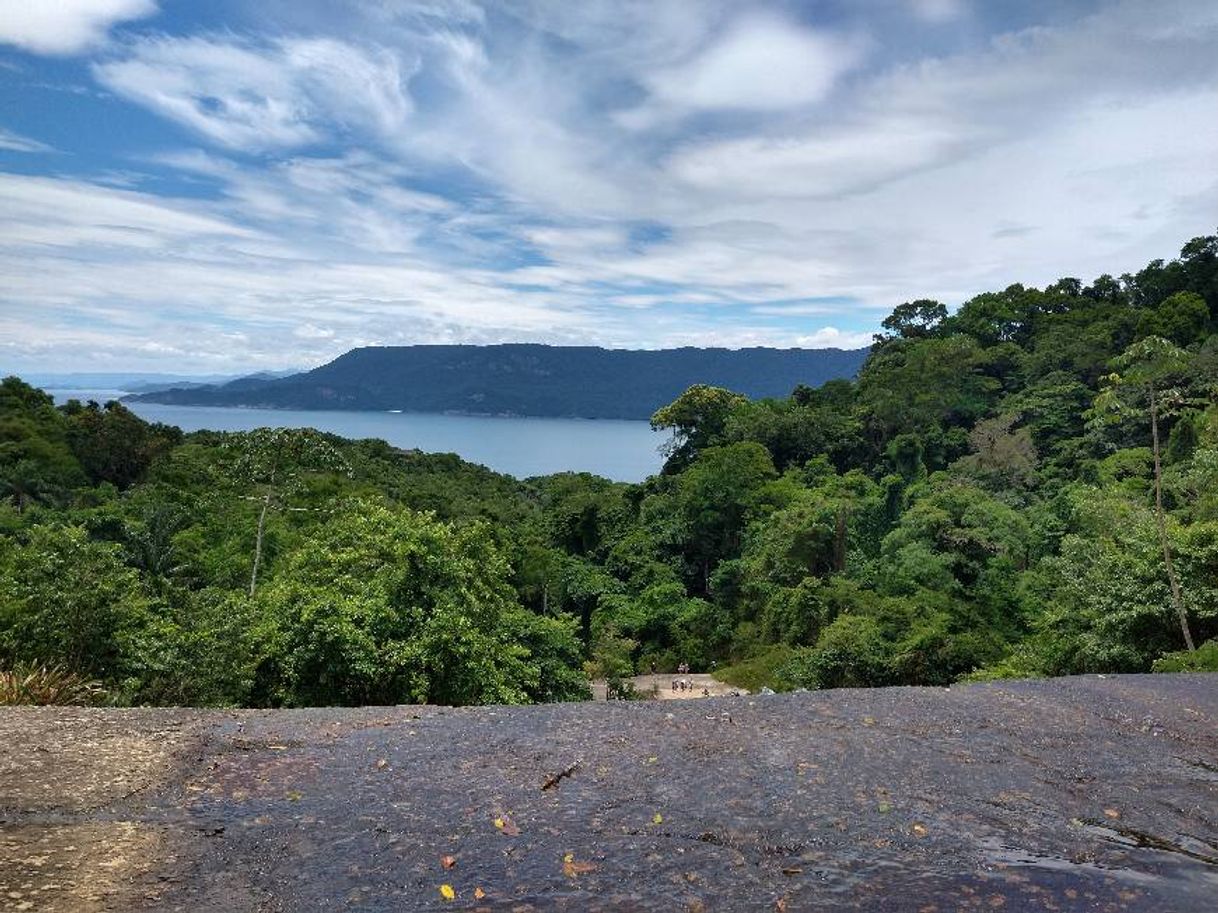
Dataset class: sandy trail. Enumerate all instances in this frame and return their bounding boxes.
[594,672,746,700]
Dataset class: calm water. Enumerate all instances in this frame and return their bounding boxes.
[47,390,666,482]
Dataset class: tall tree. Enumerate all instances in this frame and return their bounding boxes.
[227,428,350,596]
[650,385,747,473]
[1092,337,1196,651]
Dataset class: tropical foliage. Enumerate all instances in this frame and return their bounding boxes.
[2,233,1216,703]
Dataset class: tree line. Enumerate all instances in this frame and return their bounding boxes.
[2,233,1216,704]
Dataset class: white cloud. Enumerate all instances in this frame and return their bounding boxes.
[794,327,876,349]
[664,1,1218,202]
[5,0,1218,372]
[908,0,966,24]
[94,36,414,151]
[0,0,156,55]
[0,127,53,153]
[643,15,865,113]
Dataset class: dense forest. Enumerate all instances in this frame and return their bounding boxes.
[3,234,1217,706]
[128,343,868,419]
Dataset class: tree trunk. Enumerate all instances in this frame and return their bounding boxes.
[249,491,272,598]
[1150,384,1195,651]
[833,507,848,573]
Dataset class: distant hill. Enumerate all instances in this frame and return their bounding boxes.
[16,370,300,393]
[128,344,870,419]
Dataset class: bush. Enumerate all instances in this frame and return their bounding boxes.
[0,663,106,706]
[1152,639,1218,673]
[781,615,896,690]
[716,644,798,692]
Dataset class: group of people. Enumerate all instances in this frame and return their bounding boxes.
[671,662,706,694]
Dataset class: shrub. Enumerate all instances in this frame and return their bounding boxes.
[716,644,798,692]
[0,662,106,706]
[1152,639,1218,673]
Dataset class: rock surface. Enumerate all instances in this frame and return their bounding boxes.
[1,674,1215,912]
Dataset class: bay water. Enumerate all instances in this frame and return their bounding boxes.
[47,391,666,482]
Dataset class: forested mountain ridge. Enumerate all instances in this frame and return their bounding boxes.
[2,232,1217,708]
[127,344,871,419]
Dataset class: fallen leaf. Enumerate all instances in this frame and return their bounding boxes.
[781,867,802,876]
[776,897,788,911]
[494,815,521,836]
[1103,808,1121,819]
[285,790,302,802]
[647,756,658,764]
[439,884,455,901]
[862,716,876,726]
[376,758,388,770]
[877,801,892,814]
[653,813,664,825]
[911,822,928,837]
[441,855,456,870]
[563,854,598,877]
[474,887,486,900]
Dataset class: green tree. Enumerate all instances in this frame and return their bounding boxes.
[879,299,947,340]
[651,385,747,473]
[256,502,571,706]
[0,524,148,678]
[227,428,350,596]
[64,400,181,489]
[0,458,60,513]
[1092,337,1196,650]
[1135,291,1209,346]
[671,443,777,591]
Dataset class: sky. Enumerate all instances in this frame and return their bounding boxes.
[0,0,1216,374]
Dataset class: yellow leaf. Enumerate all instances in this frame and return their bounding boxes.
[911,822,928,837]
[653,813,663,825]
[439,884,455,901]
[474,887,486,900]
[494,814,521,836]
[564,853,574,864]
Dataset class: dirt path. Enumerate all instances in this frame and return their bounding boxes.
[590,673,744,700]
[2,675,1216,911]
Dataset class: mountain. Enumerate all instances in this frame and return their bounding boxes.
[127,344,870,419]
[16,370,301,393]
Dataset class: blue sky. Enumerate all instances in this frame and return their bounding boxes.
[1,0,1216,373]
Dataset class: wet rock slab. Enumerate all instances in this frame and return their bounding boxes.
[1,674,1215,911]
